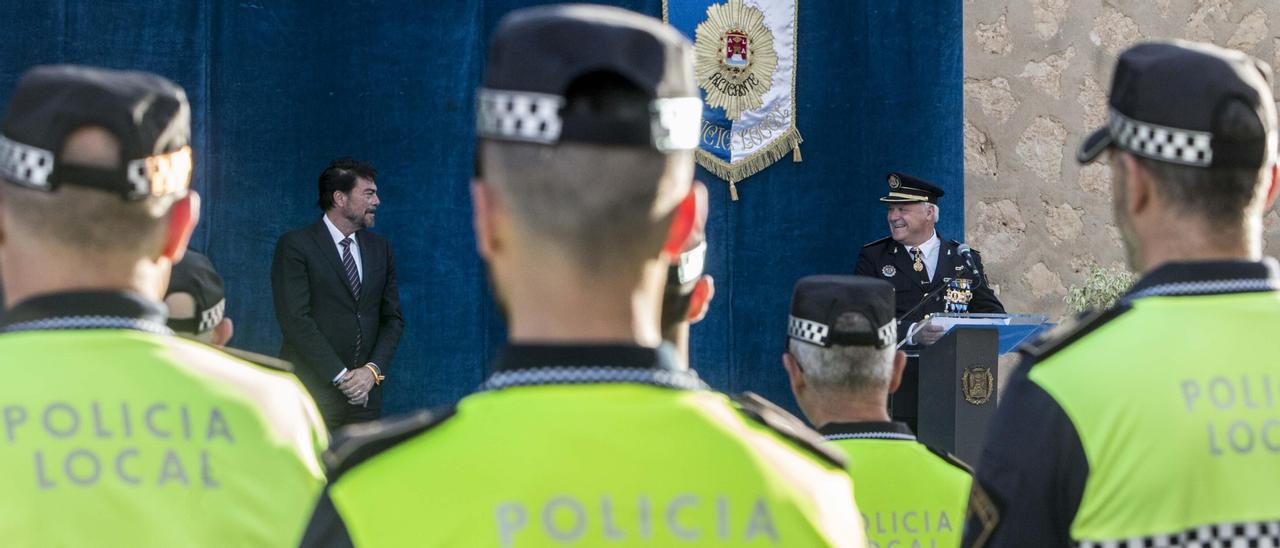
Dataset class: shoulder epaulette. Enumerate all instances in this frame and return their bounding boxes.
[863,236,893,248]
[731,392,846,469]
[219,346,294,373]
[324,406,456,480]
[1020,304,1133,364]
[922,443,974,475]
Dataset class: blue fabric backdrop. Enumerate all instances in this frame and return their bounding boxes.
[0,1,962,417]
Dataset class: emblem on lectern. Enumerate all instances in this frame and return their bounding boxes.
[962,366,994,405]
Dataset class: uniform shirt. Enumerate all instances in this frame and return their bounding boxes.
[302,344,865,547]
[0,291,328,547]
[323,213,363,282]
[822,421,971,548]
[964,260,1280,547]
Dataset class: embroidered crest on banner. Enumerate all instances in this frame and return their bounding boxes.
[693,1,776,120]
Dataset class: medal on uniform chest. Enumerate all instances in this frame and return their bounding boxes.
[944,278,975,313]
[911,248,924,272]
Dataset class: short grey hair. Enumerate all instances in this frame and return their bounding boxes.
[788,312,894,393]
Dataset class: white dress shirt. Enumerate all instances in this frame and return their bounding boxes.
[323,214,363,282]
[907,231,941,281]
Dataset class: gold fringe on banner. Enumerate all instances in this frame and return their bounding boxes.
[695,128,802,201]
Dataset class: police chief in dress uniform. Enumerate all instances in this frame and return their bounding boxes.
[964,41,1280,547]
[782,275,972,548]
[854,174,1003,428]
[301,5,864,547]
[0,66,326,546]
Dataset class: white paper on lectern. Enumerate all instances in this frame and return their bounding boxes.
[897,313,1026,350]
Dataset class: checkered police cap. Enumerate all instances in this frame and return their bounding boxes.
[0,65,192,201]
[477,4,702,152]
[1078,41,1278,169]
[787,275,896,349]
[165,250,226,335]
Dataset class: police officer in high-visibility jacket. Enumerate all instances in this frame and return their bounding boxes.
[300,5,863,547]
[782,275,972,548]
[0,65,328,546]
[964,41,1280,547]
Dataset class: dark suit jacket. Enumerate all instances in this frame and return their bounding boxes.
[271,219,404,413]
[855,234,1004,340]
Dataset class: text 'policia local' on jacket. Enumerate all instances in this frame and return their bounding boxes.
[822,421,971,548]
[0,291,328,546]
[965,260,1280,547]
[302,344,866,547]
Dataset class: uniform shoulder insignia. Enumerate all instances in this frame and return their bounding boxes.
[731,392,846,469]
[1020,303,1132,364]
[863,236,892,248]
[325,406,456,480]
[219,346,294,373]
[922,442,973,475]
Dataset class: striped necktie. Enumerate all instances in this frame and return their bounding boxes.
[340,237,362,299]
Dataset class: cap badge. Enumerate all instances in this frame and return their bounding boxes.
[693,0,777,120]
[882,265,896,277]
[888,174,901,189]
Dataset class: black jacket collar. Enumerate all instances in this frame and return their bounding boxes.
[1124,258,1280,301]
[1,291,171,334]
[482,343,705,391]
[818,420,916,441]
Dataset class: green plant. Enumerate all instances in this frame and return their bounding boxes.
[1065,264,1136,313]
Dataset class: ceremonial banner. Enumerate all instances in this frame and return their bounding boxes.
[665,0,801,199]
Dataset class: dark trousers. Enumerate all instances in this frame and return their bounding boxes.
[889,355,920,433]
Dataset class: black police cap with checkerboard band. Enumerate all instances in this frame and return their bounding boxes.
[0,64,193,201]
[1078,40,1277,169]
[477,4,702,153]
[166,250,226,335]
[787,275,897,349]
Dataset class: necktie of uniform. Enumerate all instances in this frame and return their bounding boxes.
[341,237,362,298]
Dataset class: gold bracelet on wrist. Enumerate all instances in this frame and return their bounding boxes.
[364,363,385,385]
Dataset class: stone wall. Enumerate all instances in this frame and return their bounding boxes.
[964,0,1280,320]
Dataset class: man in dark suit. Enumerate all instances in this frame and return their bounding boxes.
[855,172,1002,428]
[272,158,404,429]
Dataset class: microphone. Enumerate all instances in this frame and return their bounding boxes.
[957,243,980,279]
